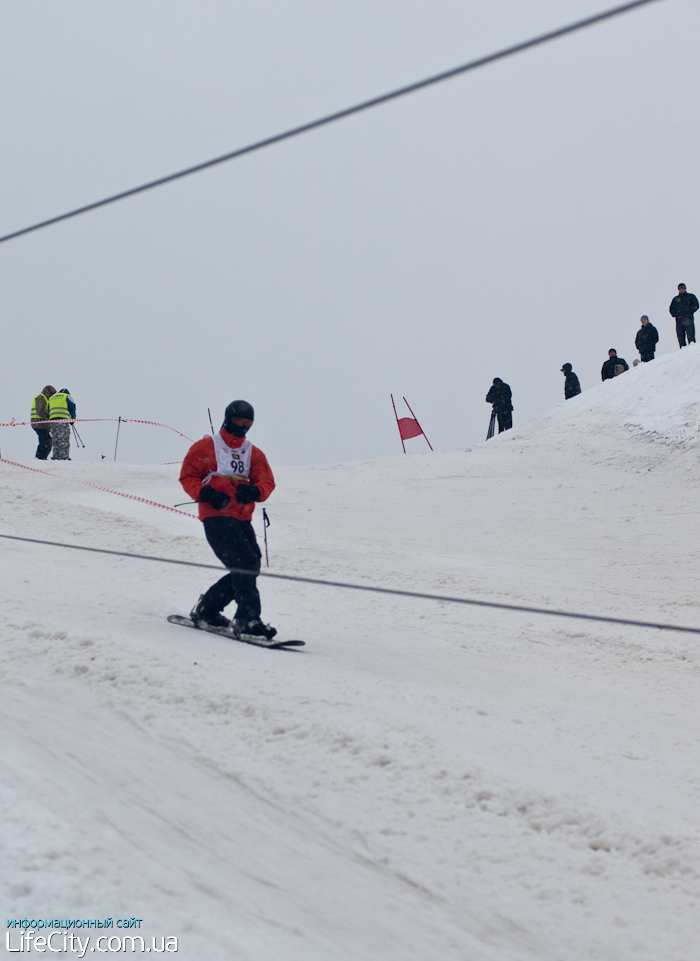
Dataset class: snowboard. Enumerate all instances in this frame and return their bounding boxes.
[167,614,305,649]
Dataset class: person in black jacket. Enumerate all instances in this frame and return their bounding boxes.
[560,363,581,399]
[669,283,699,347]
[485,378,513,432]
[601,349,629,381]
[635,315,659,362]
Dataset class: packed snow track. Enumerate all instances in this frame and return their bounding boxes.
[2,346,700,960]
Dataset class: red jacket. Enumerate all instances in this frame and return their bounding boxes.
[179,428,275,522]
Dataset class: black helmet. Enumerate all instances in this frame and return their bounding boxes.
[224,399,254,436]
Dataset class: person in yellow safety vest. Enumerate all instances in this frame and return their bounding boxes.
[30,385,57,460]
[47,388,76,461]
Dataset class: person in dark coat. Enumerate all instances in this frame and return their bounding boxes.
[485,378,513,432]
[561,363,581,399]
[601,349,629,381]
[669,283,699,347]
[635,315,659,362]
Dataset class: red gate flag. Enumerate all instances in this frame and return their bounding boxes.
[398,417,423,441]
[390,395,433,453]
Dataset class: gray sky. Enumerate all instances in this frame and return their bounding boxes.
[1,0,696,466]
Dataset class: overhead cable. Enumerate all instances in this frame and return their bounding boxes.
[0,0,663,246]
[1,531,695,637]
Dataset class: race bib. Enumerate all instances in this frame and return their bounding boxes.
[204,433,252,483]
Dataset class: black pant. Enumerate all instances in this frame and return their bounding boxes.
[639,350,655,362]
[496,410,512,432]
[200,517,262,622]
[32,427,52,459]
[676,318,696,347]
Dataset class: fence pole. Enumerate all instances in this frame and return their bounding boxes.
[391,394,406,453]
[114,417,122,461]
[403,396,433,451]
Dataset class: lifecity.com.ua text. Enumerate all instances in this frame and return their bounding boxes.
[5,930,178,954]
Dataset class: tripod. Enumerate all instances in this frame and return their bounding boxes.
[486,408,496,440]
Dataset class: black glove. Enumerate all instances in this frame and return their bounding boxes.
[199,485,231,511]
[234,483,260,505]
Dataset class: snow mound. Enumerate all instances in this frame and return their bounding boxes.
[507,343,700,459]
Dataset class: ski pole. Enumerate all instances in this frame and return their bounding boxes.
[114,416,122,461]
[71,424,85,448]
[174,501,197,507]
[208,408,215,435]
[262,508,270,567]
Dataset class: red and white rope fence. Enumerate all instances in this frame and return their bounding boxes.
[0,458,197,519]
[0,417,195,442]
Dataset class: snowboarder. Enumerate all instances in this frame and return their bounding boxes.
[485,378,513,432]
[635,315,659,362]
[47,388,76,460]
[30,385,56,459]
[179,400,277,638]
[601,350,628,381]
[560,364,581,399]
[669,283,699,347]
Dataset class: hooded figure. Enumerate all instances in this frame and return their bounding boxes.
[561,364,581,399]
[485,378,513,432]
[30,385,56,459]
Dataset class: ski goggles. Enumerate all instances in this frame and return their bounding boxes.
[230,416,253,428]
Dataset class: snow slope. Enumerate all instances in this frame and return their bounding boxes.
[2,346,700,960]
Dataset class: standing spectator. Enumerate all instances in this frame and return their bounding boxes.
[601,350,629,381]
[669,283,699,347]
[560,364,581,399]
[635,315,659,362]
[485,378,513,433]
[30,385,56,459]
[48,388,76,460]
